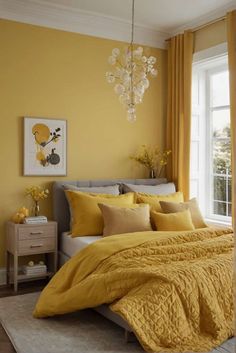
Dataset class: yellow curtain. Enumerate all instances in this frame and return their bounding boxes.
[166,31,193,200]
[227,11,236,227]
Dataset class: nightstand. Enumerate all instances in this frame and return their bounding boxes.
[6,221,58,292]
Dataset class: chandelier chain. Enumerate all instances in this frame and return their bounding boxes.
[131,0,134,45]
[130,0,135,107]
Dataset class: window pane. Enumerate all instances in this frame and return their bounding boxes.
[212,109,230,138]
[213,201,226,216]
[228,178,232,202]
[213,176,226,201]
[228,203,232,217]
[211,71,229,107]
[213,139,231,174]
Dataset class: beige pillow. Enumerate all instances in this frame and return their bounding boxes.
[98,203,152,237]
[159,198,207,229]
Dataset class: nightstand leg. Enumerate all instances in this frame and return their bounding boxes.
[54,252,58,272]
[6,251,10,285]
[13,253,18,292]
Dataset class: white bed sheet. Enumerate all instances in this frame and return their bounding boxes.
[61,232,101,258]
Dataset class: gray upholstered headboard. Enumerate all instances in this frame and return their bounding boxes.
[53,178,167,234]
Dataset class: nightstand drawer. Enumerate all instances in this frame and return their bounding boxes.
[18,238,56,254]
[18,225,55,240]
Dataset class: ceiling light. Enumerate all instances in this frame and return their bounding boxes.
[105,0,157,122]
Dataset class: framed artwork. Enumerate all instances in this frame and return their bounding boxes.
[24,117,67,176]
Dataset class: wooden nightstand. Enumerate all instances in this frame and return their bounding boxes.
[6,221,58,292]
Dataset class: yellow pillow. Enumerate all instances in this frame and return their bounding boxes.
[159,198,207,229]
[65,191,135,236]
[136,191,184,213]
[152,209,195,231]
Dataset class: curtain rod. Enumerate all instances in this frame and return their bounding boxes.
[165,15,226,42]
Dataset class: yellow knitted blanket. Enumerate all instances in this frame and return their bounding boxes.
[34,227,234,352]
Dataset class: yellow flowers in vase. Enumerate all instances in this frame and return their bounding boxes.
[131,145,171,178]
[25,186,49,217]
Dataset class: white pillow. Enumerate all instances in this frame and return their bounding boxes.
[63,184,120,195]
[123,182,176,195]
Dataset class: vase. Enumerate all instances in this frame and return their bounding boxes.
[34,201,40,217]
[149,169,156,179]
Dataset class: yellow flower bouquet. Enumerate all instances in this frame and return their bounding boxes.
[131,145,171,178]
[25,186,49,216]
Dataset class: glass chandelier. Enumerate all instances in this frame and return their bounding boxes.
[105,0,157,122]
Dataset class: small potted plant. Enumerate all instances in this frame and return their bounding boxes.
[25,186,49,216]
[130,145,171,178]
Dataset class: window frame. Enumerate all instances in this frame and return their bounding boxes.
[205,64,231,223]
[191,47,232,225]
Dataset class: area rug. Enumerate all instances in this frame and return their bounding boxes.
[0,292,143,353]
[0,293,234,353]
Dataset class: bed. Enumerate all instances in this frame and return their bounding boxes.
[34,178,234,352]
[53,178,167,336]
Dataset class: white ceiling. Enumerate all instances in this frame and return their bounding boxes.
[43,0,236,32]
[0,0,236,48]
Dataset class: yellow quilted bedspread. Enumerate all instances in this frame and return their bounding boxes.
[34,227,234,352]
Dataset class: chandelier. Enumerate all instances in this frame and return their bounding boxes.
[105,0,157,122]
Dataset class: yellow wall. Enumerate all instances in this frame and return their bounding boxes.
[0,19,167,267]
[194,19,227,52]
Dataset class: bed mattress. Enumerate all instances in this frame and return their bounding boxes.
[61,232,101,258]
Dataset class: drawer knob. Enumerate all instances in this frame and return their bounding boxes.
[30,244,43,248]
[30,231,43,235]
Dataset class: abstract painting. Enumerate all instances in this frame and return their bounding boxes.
[24,117,67,175]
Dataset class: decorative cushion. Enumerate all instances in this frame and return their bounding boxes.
[160,198,207,229]
[65,191,135,237]
[152,209,195,231]
[98,203,152,236]
[123,182,176,195]
[63,184,120,195]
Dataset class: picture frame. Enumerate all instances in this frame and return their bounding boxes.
[23,117,67,176]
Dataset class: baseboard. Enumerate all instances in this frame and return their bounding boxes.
[0,267,6,285]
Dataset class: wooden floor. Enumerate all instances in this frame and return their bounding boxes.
[0,281,234,353]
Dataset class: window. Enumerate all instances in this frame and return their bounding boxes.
[208,69,231,220]
[191,50,231,224]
